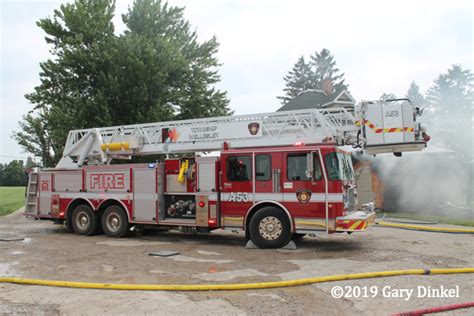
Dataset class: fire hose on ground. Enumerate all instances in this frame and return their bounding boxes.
[0,268,473,291]
[392,301,474,316]
[375,221,474,234]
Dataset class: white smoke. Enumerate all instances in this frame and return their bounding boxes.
[372,109,473,219]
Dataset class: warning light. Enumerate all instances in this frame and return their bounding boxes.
[208,219,217,225]
[198,201,206,208]
[148,163,156,168]
[294,141,305,147]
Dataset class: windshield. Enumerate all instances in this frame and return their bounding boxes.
[324,152,355,181]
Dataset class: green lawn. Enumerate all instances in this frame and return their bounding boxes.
[0,186,25,216]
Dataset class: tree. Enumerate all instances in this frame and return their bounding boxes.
[0,164,4,185]
[278,49,348,105]
[310,48,347,93]
[426,65,473,115]
[14,0,231,167]
[277,56,313,105]
[405,81,424,106]
[0,160,27,186]
[425,65,473,162]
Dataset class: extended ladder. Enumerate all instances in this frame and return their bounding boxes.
[58,108,359,167]
[57,99,428,168]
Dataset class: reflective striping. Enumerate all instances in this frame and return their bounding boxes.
[220,192,343,203]
[295,219,325,228]
[294,218,336,231]
[336,219,370,231]
[55,192,132,200]
[349,220,362,230]
[223,216,244,227]
[48,192,341,203]
[356,120,414,133]
[206,193,218,201]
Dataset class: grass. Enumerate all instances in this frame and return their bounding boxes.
[0,186,25,216]
[378,210,474,227]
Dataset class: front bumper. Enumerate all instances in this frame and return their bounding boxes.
[336,211,376,232]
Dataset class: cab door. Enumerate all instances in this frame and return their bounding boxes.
[220,153,253,228]
[254,152,283,203]
[282,151,325,219]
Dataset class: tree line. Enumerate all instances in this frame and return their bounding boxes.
[0,158,36,186]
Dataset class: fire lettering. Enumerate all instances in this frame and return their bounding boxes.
[90,173,125,189]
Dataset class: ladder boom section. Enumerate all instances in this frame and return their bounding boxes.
[60,108,358,166]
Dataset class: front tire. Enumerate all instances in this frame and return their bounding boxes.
[71,204,100,236]
[101,205,129,237]
[249,207,292,248]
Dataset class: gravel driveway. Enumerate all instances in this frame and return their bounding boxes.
[1,209,473,315]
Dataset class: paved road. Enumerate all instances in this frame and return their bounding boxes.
[1,209,473,315]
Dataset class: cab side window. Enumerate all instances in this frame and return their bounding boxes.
[227,156,251,181]
[255,155,271,181]
[287,154,309,181]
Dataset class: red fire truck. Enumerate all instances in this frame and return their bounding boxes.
[24,100,428,248]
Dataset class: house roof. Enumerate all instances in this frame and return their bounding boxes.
[277,88,356,111]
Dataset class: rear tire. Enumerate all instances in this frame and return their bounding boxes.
[249,207,292,249]
[101,205,129,238]
[71,204,100,236]
[64,219,74,233]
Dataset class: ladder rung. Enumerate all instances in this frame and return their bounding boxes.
[27,202,36,206]
[30,182,37,184]
[29,192,37,195]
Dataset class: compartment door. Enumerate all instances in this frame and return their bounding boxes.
[133,168,157,223]
[38,172,52,216]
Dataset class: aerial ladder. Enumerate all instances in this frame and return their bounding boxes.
[56,99,428,168]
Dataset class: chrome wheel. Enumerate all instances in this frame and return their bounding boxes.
[106,213,121,233]
[258,216,283,240]
[75,211,90,230]
[102,205,129,238]
[71,204,99,236]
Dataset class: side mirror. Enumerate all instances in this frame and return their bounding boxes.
[306,153,314,179]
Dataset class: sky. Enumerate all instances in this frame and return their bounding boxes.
[0,0,472,163]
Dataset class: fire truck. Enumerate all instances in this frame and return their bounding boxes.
[24,99,428,248]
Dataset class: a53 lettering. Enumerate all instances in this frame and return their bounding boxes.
[228,192,249,202]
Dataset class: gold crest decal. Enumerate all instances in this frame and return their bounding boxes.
[248,122,260,135]
[296,190,311,204]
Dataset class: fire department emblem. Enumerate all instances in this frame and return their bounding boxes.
[248,122,260,135]
[296,190,311,204]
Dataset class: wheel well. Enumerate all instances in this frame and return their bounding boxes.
[244,202,294,235]
[98,199,129,221]
[66,199,94,226]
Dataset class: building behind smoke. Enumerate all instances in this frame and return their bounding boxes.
[277,87,356,113]
[375,147,472,217]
